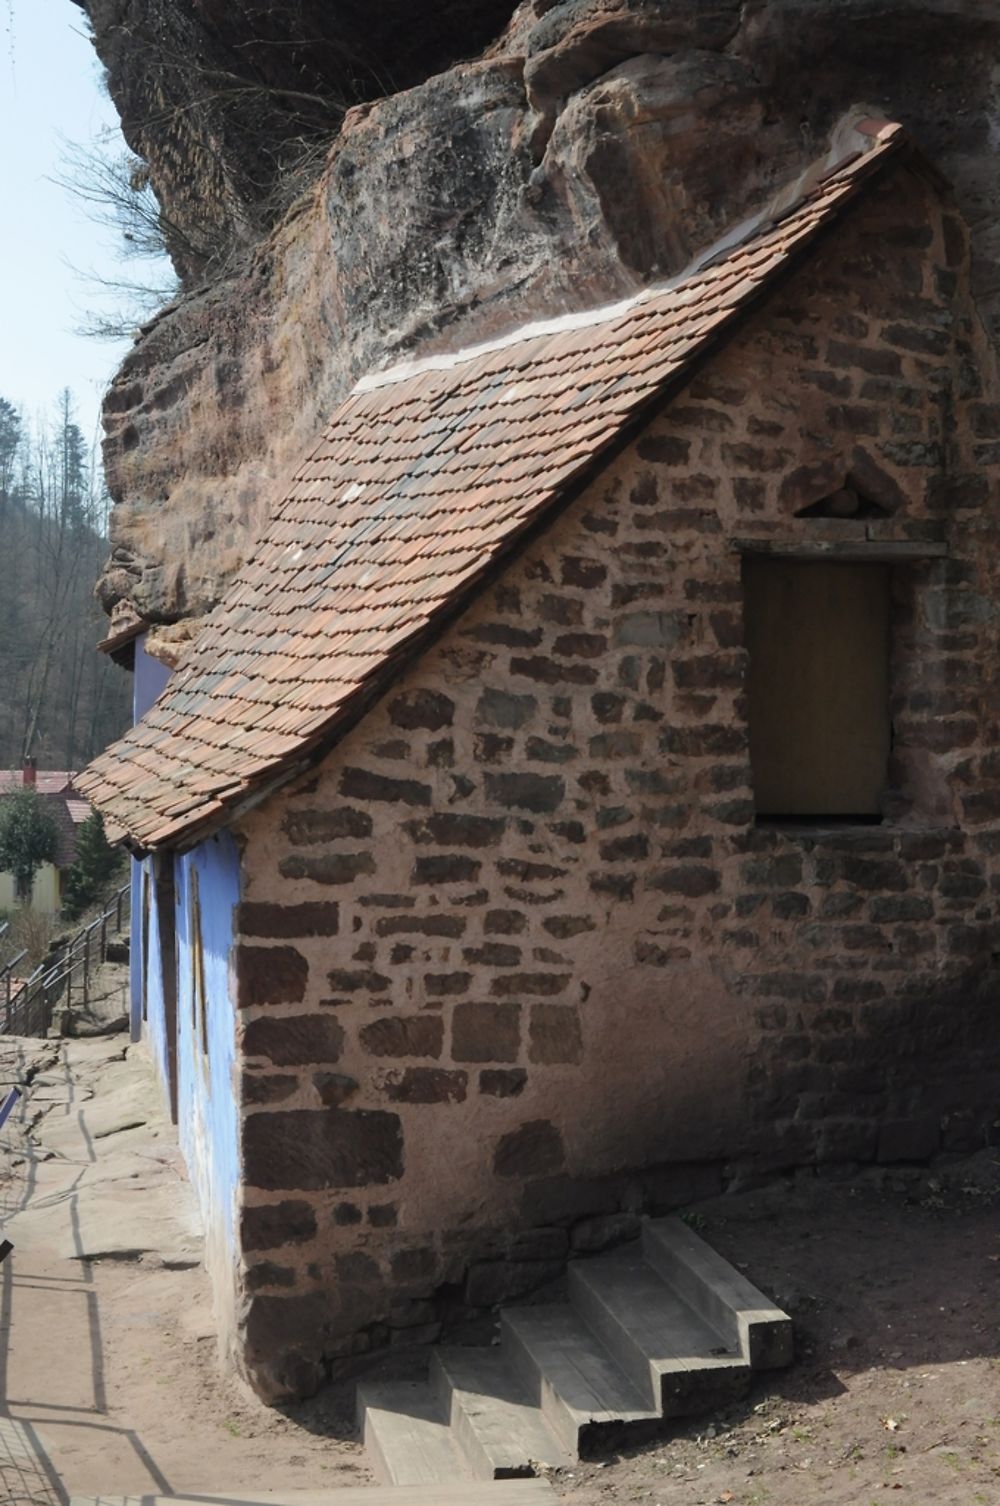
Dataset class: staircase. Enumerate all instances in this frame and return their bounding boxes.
[359,1216,793,1485]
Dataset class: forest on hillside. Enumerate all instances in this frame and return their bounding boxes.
[0,394,130,772]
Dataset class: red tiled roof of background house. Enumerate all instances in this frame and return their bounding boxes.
[78,123,910,850]
[0,771,79,797]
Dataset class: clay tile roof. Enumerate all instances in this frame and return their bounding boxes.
[78,124,909,851]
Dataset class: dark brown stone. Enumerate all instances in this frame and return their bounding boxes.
[494,1120,565,1179]
[246,1262,297,1291]
[648,865,720,898]
[242,1072,299,1105]
[383,1067,467,1103]
[485,909,527,934]
[466,621,543,648]
[314,1071,359,1107]
[244,1108,404,1189]
[333,1201,363,1225]
[476,688,536,728]
[423,971,472,996]
[243,1014,345,1066]
[360,1015,444,1058]
[452,1001,520,1062]
[374,914,466,938]
[412,854,481,885]
[542,914,595,939]
[463,942,521,967]
[281,807,372,844]
[327,967,390,993]
[279,852,375,885]
[405,813,506,847]
[239,901,340,938]
[635,434,690,466]
[529,1004,583,1064]
[388,688,454,730]
[391,1246,436,1282]
[492,972,570,997]
[484,773,565,812]
[480,1068,527,1097]
[241,1199,317,1251]
[560,555,607,588]
[553,632,607,658]
[510,655,599,685]
[599,833,649,862]
[236,945,309,1008]
[827,339,902,377]
[339,767,431,806]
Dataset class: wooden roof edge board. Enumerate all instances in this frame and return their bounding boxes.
[85,130,920,851]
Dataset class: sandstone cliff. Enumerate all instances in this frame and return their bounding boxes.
[75,0,1000,641]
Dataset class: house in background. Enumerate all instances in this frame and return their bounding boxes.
[80,121,1000,1401]
[0,763,90,913]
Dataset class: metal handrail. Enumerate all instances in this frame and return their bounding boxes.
[1,881,132,1037]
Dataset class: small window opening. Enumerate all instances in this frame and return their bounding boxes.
[744,556,891,824]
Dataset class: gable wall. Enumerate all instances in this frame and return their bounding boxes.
[230,166,1000,1398]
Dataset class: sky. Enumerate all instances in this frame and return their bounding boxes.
[0,0,163,448]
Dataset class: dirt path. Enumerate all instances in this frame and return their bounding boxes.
[1,1034,998,1503]
[0,1035,370,1504]
[557,1160,1000,1506]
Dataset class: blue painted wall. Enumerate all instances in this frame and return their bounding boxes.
[174,832,242,1266]
[130,635,172,1041]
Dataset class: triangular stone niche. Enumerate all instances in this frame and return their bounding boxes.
[795,480,893,520]
[780,450,906,520]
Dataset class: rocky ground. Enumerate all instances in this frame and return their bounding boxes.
[0,1031,996,1503]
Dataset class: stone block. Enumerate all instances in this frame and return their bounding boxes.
[281,807,371,844]
[241,1199,317,1251]
[479,1068,527,1097]
[242,1014,345,1067]
[452,1001,520,1062]
[236,945,309,1008]
[244,1108,404,1189]
[383,1067,467,1103]
[239,901,340,938]
[528,1003,583,1064]
[360,1014,444,1058]
[340,767,431,806]
[494,1119,565,1179]
[412,854,481,884]
[388,688,454,729]
[279,851,375,885]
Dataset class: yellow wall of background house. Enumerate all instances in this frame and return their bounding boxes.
[0,863,62,914]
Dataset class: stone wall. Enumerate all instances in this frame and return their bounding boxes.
[230,165,1000,1398]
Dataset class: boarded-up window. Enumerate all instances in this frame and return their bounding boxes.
[744,557,891,820]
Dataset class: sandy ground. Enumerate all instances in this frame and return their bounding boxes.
[0,1034,371,1504]
[0,1030,997,1504]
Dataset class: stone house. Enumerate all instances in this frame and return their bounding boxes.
[80,121,1000,1400]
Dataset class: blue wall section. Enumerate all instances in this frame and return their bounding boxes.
[174,832,242,1262]
[130,635,172,1041]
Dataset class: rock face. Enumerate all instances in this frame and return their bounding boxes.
[77,0,1000,630]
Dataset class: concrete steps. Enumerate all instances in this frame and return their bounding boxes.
[359,1215,792,1484]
